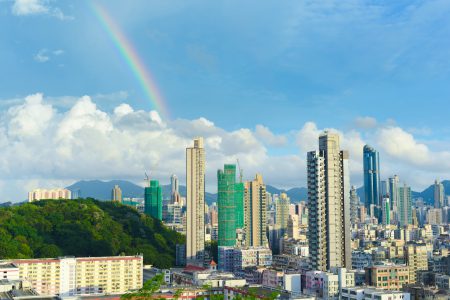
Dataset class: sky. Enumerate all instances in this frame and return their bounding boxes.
[1,0,450,202]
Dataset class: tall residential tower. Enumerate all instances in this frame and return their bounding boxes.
[244,174,268,247]
[186,137,206,266]
[307,132,352,271]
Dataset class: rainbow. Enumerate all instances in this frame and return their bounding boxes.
[91,2,169,119]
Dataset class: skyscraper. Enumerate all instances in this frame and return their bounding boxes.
[398,184,412,227]
[434,180,445,208]
[388,175,400,222]
[350,186,359,225]
[186,137,205,266]
[144,180,162,220]
[244,174,268,247]
[307,132,352,271]
[273,192,290,253]
[170,174,180,204]
[217,164,240,247]
[111,185,122,203]
[363,145,380,212]
[381,196,390,225]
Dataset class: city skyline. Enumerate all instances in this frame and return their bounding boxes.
[2,1,450,201]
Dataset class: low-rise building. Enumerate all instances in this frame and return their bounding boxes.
[5,255,143,298]
[341,287,410,300]
[365,263,410,290]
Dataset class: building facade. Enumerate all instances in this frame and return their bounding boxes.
[244,174,268,247]
[363,145,380,213]
[186,137,206,266]
[307,132,352,271]
[144,180,162,220]
[9,256,142,297]
[111,185,122,202]
[28,188,72,202]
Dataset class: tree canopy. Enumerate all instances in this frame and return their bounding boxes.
[0,198,185,268]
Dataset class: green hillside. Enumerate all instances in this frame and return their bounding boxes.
[0,199,184,268]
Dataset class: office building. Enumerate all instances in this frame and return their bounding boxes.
[28,188,71,202]
[389,175,400,216]
[244,174,268,247]
[111,184,122,202]
[274,193,290,252]
[434,180,445,208]
[186,137,206,266]
[171,174,181,204]
[350,186,359,225]
[307,132,352,271]
[144,180,162,220]
[381,196,390,225]
[363,145,380,212]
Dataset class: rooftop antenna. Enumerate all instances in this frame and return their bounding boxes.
[236,159,243,183]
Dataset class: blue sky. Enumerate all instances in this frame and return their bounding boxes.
[1,0,450,201]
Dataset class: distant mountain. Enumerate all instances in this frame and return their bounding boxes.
[66,180,306,205]
[266,185,307,202]
[67,180,144,200]
[355,180,450,206]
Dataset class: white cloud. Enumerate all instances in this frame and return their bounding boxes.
[34,49,49,63]
[1,94,450,202]
[12,0,48,16]
[11,0,72,20]
[354,116,377,129]
[34,48,65,63]
[255,125,287,147]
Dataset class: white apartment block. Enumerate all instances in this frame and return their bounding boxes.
[28,188,72,202]
[6,256,142,297]
[341,287,410,300]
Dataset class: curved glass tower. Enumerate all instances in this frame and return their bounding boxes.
[363,145,380,215]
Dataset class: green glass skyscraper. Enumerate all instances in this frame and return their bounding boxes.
[145,180,162,220]
[217,164,244,247]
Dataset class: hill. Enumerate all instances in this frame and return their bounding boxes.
[0,199,184,268]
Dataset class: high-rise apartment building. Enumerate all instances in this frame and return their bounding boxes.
[434,180,445,208]
[144,180,162,220]
[398,184,412,227]
[363,145,380,212]
[350,186,359,225]
[217,164,244,247]
[111,184,122,202]
[381,196,391,225]
[171,174,181,204]
[275,193,290,238]
[307,132,352,271]
[244,174,268,247]
[388,176,400,212]
[186,137,205,266]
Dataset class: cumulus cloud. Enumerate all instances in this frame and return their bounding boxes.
[255,125,287,147]
[11,0,72,20]
[1,94,450,202]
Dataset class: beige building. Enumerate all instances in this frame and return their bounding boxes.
[366,264,410,290]
[244,174,268,247]
[111,184,122,202]
[307,132,352,271]
[186,137,206,266]
[405,243,428,284]
[28,188,71,202]
[8,256,142,297]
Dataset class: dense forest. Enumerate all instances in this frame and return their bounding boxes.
[0,199,185,268]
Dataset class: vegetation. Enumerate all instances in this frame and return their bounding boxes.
[0,198,184,268]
